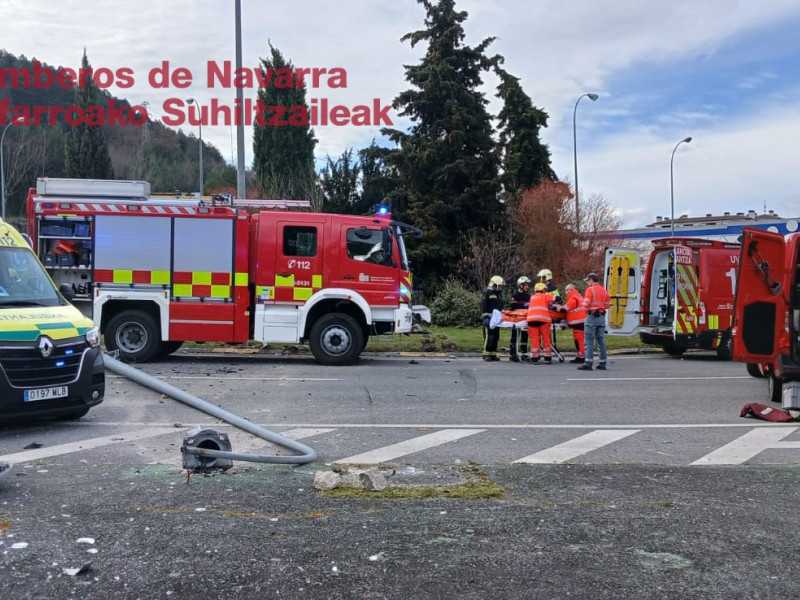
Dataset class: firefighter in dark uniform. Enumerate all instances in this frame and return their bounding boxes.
[537,268,562,303]
[509,276,531,362]
[480,276,505,361]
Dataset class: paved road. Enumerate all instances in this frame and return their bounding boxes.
[2,351,799,599]
[0,351,792,469]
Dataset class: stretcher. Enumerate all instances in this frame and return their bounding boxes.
[492,309,566,362]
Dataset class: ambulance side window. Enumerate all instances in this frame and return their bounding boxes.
[283,226,317,257]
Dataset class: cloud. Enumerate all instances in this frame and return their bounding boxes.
[2,0,800,227]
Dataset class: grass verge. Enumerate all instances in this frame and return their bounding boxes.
[366,326,644,354]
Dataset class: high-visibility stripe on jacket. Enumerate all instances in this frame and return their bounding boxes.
[564,288,587,326]
[582,283,611,312]
[526,292,555,323]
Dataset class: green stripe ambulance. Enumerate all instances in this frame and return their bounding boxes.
[0,218,104,421]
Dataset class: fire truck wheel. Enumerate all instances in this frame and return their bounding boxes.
[767,371,783,404]
[309,313,364,366]
[746,363,767,378]
[159,341,184,357]
[662,343,686,357]
[105,310,160,363]
[715,330,732,360]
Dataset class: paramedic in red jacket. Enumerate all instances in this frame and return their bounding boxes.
[578,273,611,371]
[562,283,587,364]
[526,282,556,364]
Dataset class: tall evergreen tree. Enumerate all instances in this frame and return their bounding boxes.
[64,50,113,179]
[252,43,317,199]
[382,0,502,291]
[495,67,556,202]
[319,149,361,214]
[359,140,398,213]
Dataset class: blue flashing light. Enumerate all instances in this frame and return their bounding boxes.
[55,360,66,368]
[65,349,74,356]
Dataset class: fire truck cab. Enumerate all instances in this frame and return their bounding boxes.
[27,178,429,366]
[604,237,740,358]
[732,227,800,403]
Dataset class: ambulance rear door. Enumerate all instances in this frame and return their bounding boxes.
[672,244,702,340]
[732,228,786,363]
[603,247,641,336]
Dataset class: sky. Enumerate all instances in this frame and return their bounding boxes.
[2,0,800,229]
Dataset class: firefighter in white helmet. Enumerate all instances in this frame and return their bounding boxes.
[480,276,505,361]
[509,276,531,362]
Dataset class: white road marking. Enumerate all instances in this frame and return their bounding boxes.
[567,376,751,381]
[336,428,485,464]
[691,427,800,465]
[108,375,341,381]
[84,422,794,429]
[514,429,641,464]
[0,427,188,465]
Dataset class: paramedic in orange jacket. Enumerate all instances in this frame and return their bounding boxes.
[578,273,611,371]
[526,282,556,364]
[562,283,587,364]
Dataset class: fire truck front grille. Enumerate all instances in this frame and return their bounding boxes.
[0,340,90,387]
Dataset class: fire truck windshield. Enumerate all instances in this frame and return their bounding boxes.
[392,221,421,272]
[395,226,410,271]
[0,247,62,307]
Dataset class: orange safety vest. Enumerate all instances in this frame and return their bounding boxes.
[526,292,555,323]
[564,288,587,326]
[583,283,611,313]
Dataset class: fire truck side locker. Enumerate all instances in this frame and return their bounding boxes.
[37,214,95,319]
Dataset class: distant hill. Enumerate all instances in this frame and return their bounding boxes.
[0,50,236,217]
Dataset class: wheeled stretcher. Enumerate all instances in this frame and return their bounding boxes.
[492,309,566,363]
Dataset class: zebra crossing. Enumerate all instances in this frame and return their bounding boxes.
[2,423,799,468]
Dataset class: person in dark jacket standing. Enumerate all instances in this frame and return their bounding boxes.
[509,276,531,362]
[480,276,505,361]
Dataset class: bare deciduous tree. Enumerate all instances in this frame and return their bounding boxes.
[3,125,40,215]
[510,182,628,283]
[457,224,525,292]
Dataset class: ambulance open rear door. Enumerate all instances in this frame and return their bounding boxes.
[603,247,641,336]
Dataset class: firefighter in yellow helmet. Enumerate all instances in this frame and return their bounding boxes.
[526,281,556,363]
[480,276,504,361]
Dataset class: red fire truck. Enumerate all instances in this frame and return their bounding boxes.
[604,237,741,358]
[26,178,430,365]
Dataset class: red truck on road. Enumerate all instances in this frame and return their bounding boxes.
[27,178,429,365]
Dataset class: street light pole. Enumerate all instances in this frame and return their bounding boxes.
[1,116,25,221]
[670,136,692,237]
[573,92,599,234]
[186,98,204,195]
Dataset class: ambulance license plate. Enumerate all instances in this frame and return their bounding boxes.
[24,386,68,402]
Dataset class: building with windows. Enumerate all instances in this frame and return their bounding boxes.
[610,210,799,243]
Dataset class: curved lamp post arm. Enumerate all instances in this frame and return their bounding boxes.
[669,136,693,237]
[573,92,599,234]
